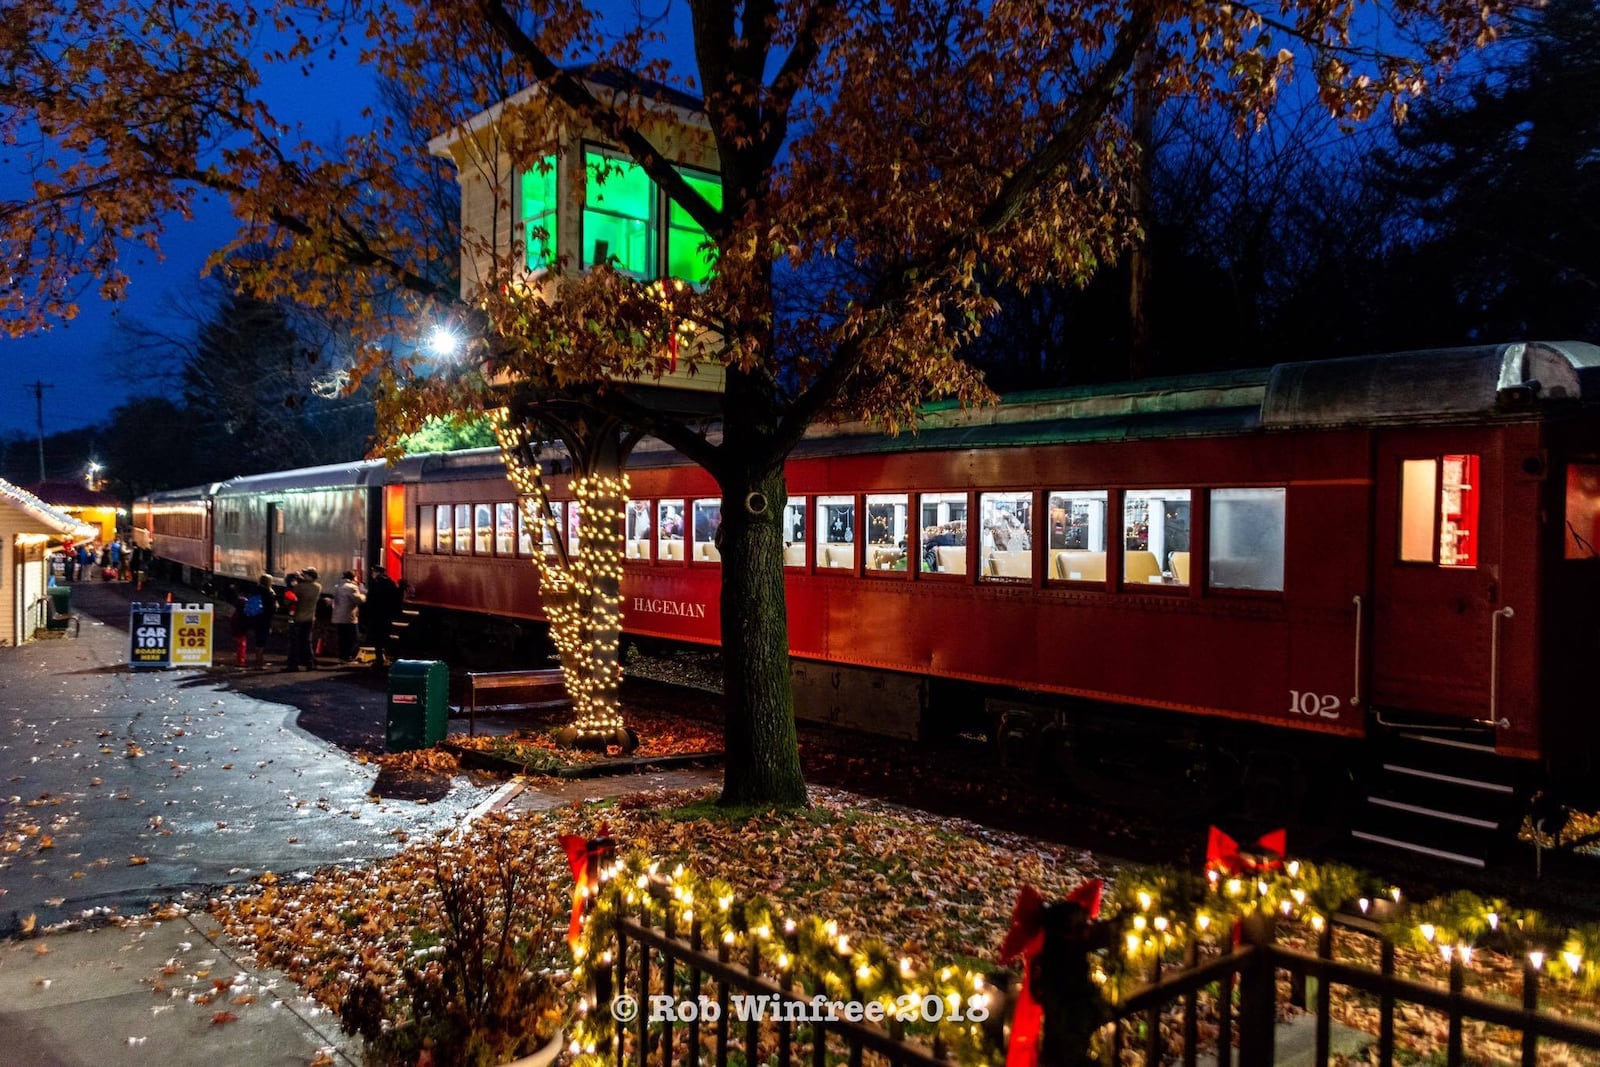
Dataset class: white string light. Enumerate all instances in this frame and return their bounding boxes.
[491,407,630,741]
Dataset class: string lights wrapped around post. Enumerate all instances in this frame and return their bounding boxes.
[490,408,635,751]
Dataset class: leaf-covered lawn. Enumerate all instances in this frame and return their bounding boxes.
[209,784,1106,1024]
[207,782,1600,1066]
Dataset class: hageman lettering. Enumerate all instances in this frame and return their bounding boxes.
[630,597,708,619]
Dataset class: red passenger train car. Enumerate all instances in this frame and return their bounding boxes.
[141,342,1600,866]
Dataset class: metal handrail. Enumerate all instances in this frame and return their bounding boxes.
[1490,606,1514,728]
[1350,595,1363,708]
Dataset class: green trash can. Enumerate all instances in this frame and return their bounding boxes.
[46,585,72,631]
[387,660,449,751]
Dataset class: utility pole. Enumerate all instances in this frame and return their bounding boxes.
[1127,44,1154,380]
[26,380,53,485]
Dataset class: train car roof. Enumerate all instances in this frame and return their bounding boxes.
[630,340,1600,465]
[386,448,536,482]
[1261,340,1600,428]
[211,458,390,496]
[139,483,221,504]
[139,340,1600,496]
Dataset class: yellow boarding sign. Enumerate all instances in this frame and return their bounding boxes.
[170,607,214,667]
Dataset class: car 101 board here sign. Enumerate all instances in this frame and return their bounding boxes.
[129,602,214,668]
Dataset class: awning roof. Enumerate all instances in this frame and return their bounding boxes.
[0,477,99,540]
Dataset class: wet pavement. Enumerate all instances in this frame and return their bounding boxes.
[0,578,498,937]
[0,577,728,1066]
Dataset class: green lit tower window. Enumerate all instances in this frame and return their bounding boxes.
[518,155,558,271]
[583,149,657,277]
[666,167,722,285]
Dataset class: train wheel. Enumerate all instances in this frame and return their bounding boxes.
[1183,745,1245,812]
[1528,789,1570,847]
[1240,750,1307,821]
[995,710,1037,772]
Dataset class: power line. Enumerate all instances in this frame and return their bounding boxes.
[24,380,54,485]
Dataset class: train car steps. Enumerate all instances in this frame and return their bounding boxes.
[1351,730,1526,869]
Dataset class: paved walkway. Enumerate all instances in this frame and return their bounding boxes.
[0,764,719,1067]
[0,911,357,1067]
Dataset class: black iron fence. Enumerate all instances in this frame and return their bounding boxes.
[575,840,1600,1067]
[1102,910,1600,1067]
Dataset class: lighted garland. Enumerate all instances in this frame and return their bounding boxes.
[491,409,630,743]
[1086,856,1600,1006]
[560,842,1600,1067]
[565,852,1003,1067]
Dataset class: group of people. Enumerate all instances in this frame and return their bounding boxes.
[223,565,405,672]
[56,539,152,587]
[920,520,967,570]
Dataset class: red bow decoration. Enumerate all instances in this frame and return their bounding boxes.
[998,881,1102,1067]
[559,826,611,950]
[1205,826,1287,877]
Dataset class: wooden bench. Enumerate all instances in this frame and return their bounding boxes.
[464,668,567,737]
[40,594,81,637]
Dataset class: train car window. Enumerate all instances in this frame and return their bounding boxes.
[1399,460,1436,561]
[626,500,653,561]
[817,495,856,569]
[495,503,516,556]
[453,504,472,555]
[918,492,968,575]
[1400,455,1479,567]
[865,494,909,572]
[474,504,494,555]
[1565,465,1600,559]
[435,506,454,554]
[1439,455,1478,567]
[657,500,685,561]
[544,501,564,556]
[517,499,538,556]
[979,492,1032,581]
[692,499,722,563]
[1046,491,1107,582]
[782,498,807,567]
[420,507,437,553]
[1209,488,1285,591]
[1123,490,1190,586]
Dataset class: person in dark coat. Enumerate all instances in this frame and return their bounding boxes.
[284,568,322,671]
[244,574,275,669]
[363,565,403,669]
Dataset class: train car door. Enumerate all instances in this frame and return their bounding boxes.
[383,484,407,580]
[265,502,283,575]
[1372,431,1503,722]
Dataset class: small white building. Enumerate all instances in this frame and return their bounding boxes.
[0,477,97,646]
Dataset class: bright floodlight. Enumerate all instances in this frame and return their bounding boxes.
[426,326,462,358]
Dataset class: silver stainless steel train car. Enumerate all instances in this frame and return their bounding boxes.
[210,460,390,585]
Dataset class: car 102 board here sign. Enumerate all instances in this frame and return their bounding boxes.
[129,602,214,668]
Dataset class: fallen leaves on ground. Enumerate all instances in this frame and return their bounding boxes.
[359,747,462,776]
[210,785,1103,1029]
[447,703,723,772]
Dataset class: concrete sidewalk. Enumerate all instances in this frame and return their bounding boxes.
[0,768,717,1067]
[0,910,357,1067]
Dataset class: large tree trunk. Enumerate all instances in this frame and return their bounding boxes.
[716,462,807,807]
